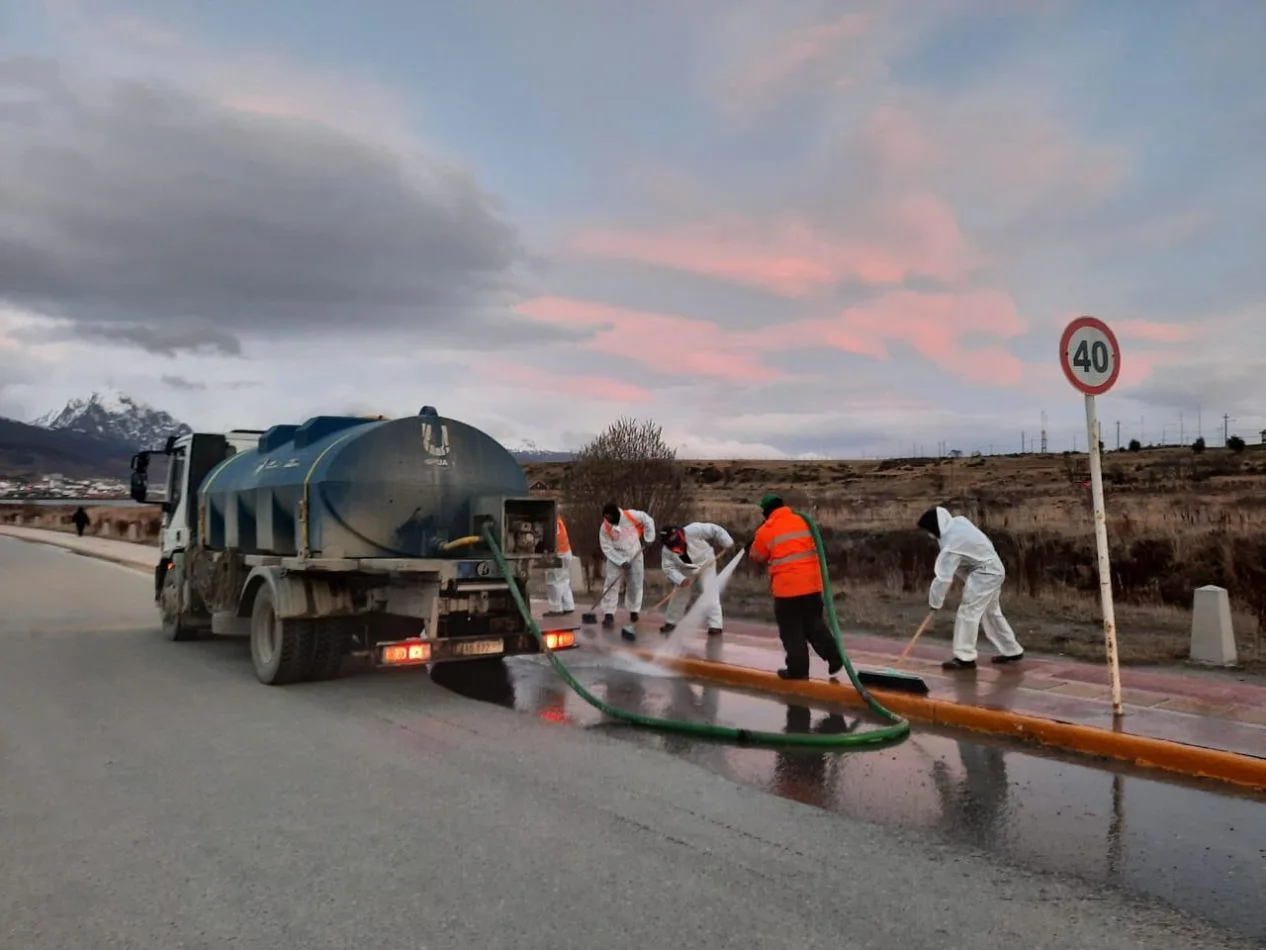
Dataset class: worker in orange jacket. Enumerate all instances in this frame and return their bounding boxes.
[746,493,844,680]
[545,514,575,616]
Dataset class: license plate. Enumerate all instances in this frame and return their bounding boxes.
[451,638,504,657]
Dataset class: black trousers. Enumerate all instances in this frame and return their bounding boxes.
[773,592,843,676]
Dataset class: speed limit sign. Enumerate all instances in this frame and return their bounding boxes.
[1060,315,1120,396]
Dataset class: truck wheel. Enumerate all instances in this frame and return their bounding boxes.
[160,567,200,642]
[249,585,312,685]
[306,619,347,681]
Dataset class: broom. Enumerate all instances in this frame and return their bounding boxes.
[586,546,649,629]
[853,611,933,695]
[580,566,627,625]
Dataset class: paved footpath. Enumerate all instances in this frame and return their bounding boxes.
[640,614,1266,763]
[7,524,1264,761]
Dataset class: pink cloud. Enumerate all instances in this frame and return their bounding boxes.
[481,358,653,404]
[1114,319,1197,345]
[1114,349,1167,390]
[571,198,979,297]
[773,289,1029,386]
[711,11,880,115]
[741,13,876,95]
[513,296,786,383]
[864,90,1130,218]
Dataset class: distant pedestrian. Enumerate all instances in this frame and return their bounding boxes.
[745,493,844,680]
[918,505,1024,670]
[71,506,90,537]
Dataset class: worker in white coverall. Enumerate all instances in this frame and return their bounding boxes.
[598,501,655,629]
[918,506,1025,671]
[544,514,575,616]
[657,522,735,636]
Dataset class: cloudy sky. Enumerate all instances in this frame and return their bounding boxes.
[1,0,1263,458]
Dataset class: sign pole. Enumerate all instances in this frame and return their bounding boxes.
[1083,391,1122,716]
[1060,315,1124,718]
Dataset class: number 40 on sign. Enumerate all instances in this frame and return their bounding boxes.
[1059,315,1124,716]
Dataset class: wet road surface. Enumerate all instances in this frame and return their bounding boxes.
[432,646,1266,944]
[2,535,1260,949]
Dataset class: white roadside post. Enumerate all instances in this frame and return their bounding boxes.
[1060,315,1124,716]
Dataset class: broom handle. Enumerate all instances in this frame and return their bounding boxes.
[649,547,728,612]
[586,544,647,610]
[896,612,935,666]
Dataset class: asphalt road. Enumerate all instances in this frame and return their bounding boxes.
[435,648,1266,942]
[0,536,1257,950]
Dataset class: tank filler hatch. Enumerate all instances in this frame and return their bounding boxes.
[471,495,557,557]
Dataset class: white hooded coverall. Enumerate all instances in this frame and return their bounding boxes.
[545,516,575,614]
[927,507,1023,663]
[598,508,656,615]
[661,521,735,629]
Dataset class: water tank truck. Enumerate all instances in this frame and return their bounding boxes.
[128,407,578,685]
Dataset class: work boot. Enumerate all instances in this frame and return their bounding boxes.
[828,658,844,676]
[659,622,676,635]
[602,614,615,629]
[630,612,639,622]
[777,668,809,680]
[706,627,722,636]
[941,657,976,671]
[992,651,1024,664]
[543,609,571,617]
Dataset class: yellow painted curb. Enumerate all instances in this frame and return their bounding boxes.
[635,650,1266,792]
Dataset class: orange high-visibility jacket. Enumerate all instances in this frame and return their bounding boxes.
[748,506,823,598]
[556,516,572,556]
[602,509,646,541]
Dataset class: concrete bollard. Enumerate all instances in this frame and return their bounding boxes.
[1190,585,1237,666]
[569,555,585,592]
[128,522,140,541]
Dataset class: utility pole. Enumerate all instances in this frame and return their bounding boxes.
[1022,432,1026,453]
[1224,414,1230,445]
[1040,411,1048,454]
[1140,416,1145,445]
[1115,420,1121,449]
[1179,412,1184,444]
[1198,404,1202,439]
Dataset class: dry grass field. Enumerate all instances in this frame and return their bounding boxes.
[528,444,1266,670]
[7,441,1265,670]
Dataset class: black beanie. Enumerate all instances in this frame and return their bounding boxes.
[917,507,941,537]
[602,503,621,523]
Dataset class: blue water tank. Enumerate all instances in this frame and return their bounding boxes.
[200,412,529,557]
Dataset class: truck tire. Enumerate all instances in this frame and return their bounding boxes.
[249,585,312,685]
[305,619,347,681]
[160,563,200,642]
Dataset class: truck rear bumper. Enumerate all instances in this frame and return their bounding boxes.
[375,630,577,668]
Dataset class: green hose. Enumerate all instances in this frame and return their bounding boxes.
[481,520,910,749]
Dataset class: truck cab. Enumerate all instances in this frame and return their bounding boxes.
[131,431,263,560]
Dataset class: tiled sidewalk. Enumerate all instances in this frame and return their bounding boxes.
[619,610,1266,762]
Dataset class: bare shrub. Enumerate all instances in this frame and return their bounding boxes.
[561,417,690,591]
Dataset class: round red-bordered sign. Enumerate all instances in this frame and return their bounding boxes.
[1060,315,1121,396]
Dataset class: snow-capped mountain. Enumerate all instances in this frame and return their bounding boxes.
[33,390,192,449]
[506,440,575,462]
